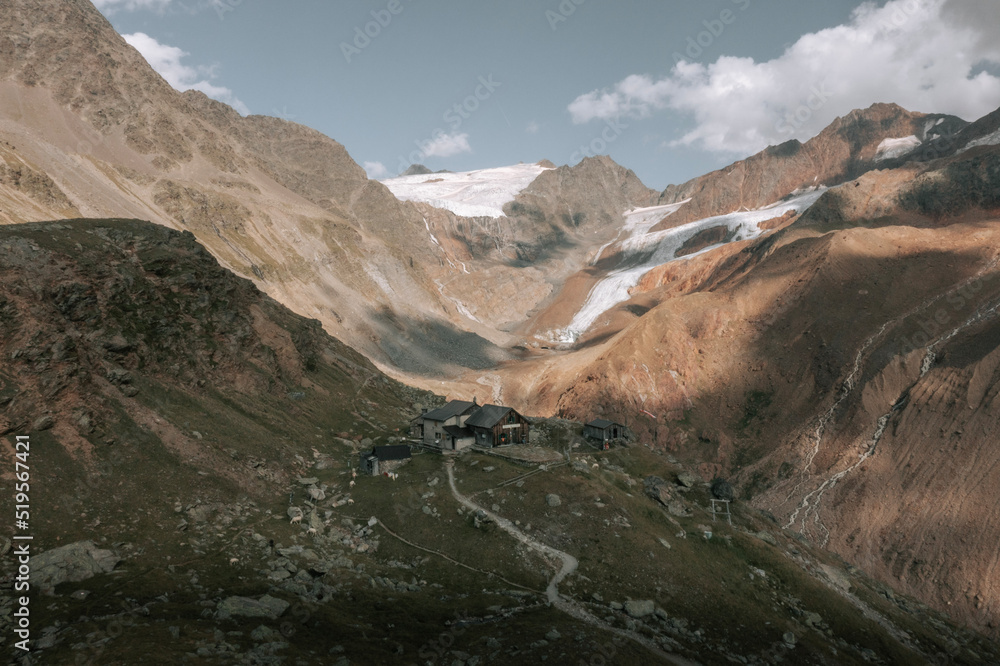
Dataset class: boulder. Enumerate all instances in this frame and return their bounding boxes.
[643,476,672,506]
[667,501,691,517]
[545,494,562,507]
[308,512,324,533]
[218,595,289,619]
[250,625,280,642]
[624,600,656,618]
[297,477,319,486]
[186,504,215,523]
[676,471,699,488]
[31,541,120,592]
[710,478,735,501]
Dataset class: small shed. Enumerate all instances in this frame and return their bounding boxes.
[584,419,628,449]
[360,444,412,476]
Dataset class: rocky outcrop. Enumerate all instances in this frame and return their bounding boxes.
[217,595,289,620]
[31,541,120,592]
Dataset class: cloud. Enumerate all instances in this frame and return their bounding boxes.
[418,131,472,158]
[568,0,1000,155]
[525,121,540,134]
[123,32,250,115]
[364,161,388,179]
[92,0,174,12]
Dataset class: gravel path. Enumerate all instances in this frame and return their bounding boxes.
[445,460,695,665]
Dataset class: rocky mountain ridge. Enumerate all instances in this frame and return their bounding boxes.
[0,0,662,383]
[654,103,967,230]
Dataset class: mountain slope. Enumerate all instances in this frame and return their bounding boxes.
[0,0,666,385]
[656,103,966,229]
[7,219,999,664]
[507,134,1000,639]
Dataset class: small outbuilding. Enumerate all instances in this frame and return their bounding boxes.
[360,444,412,476]
[584,419,629,449]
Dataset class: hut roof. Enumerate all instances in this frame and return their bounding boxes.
[465,404,515,428]
[420,400,477,422]
[586,419,623,429]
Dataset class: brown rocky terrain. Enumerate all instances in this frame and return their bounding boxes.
[493,137,1000,641]
[0,0,658,384]
[9,221,998,664]
[653,103,966,230]
[5,0,1000,652]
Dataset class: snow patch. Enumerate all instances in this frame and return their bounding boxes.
[592,201,690,264]
[957,128,1000,154]
[874,136,922,162]
[553,190,827,343]
[381,164,554,218]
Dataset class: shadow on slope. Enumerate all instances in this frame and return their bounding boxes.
[367,306,521,376]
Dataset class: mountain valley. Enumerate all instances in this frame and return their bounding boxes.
[3,1,1000,664]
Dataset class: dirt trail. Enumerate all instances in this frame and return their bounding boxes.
[445,461,695,665]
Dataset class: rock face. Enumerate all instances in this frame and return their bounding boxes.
[31,541,120,592]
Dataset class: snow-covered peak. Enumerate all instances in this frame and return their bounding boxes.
[381,163,554,218]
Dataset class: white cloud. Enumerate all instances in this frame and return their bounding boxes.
[568,0,1000,155]
[418,131,472,158]
[525,121,541,134]
[92,0,174,12]
[123,32,250,115]
[364,161,388,179]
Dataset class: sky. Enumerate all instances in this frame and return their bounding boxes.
[93,0,1000,191]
